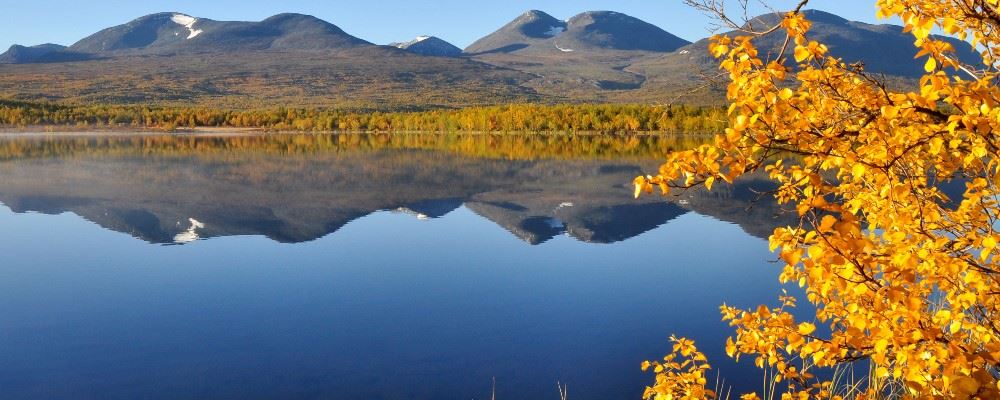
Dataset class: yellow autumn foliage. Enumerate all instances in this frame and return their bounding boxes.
[639,0,1000,399]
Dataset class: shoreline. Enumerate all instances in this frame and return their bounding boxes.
[0,125,715,138]
[0,126,265,137]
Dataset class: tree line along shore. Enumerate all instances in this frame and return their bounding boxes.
[0,100,727,134]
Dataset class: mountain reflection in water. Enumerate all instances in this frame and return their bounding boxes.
[0,133,792,245]
[0,133,806,399]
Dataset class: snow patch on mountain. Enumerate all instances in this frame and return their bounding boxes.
[554,43,574,52]
[171,13,203,39]
[393,36,432,48]
[544,26,565,37]
[390,35,462,56]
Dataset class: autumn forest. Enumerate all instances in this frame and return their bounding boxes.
[0,100,727,133]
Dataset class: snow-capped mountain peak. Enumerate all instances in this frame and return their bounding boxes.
[389,35,462,57]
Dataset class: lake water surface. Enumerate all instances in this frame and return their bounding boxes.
[0,133,796,399]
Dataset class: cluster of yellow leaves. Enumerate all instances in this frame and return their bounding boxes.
[640,1,1000,398]
[642,337,717,400]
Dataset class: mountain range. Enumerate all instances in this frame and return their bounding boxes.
[0,9,979,108]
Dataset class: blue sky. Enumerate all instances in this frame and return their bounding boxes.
[1,1,886,50]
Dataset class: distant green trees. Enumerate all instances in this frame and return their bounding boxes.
[0,100,727,133]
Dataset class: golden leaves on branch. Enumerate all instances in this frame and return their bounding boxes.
[642,337,717,400]
[640,1,1000,398]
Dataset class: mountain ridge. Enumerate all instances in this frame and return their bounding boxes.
[66,12,371,56]
[632,9,980,92]
[0,9,982,107]
[465,10,690,55]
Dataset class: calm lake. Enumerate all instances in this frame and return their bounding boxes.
[0,133,797,399]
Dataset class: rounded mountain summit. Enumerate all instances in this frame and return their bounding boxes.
[68,12,371,54]
[465,10,690,54]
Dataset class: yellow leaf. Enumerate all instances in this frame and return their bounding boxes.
[874,338,889,353]
[924,57,937,72]
[781,249,804,266]
[819,215,837,232]
[851,164,866,179]
[798,322,816,336]
[733,114,749,132]
[778,88,794,100]
[808,245,824,260]
[705,176,716,191]
[982,235,995,261]
[942,17,957,33]
[881,105,899,119]
[952,376,980,397]
[793,46,810,62]
[711,43,729,58]
[633,176,647,199]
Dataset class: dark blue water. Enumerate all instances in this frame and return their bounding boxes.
[0,134,794,399]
